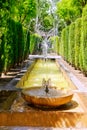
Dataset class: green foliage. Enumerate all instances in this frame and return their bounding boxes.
[56,0,79,24]
[60,4,87,76]
[37,0,54,31]
[56,0,86,23]
[42,15,53,31]
[54,36,60,54]
[68,22,75,66]
[75,18,82,69]
[24,30,30,59]
[64,26,69,61]
[30,33,42,54]
[61,29,65,57]
[81,5,87,75]
[38,0,50,18]
[0,0,37,75]
[0,18,29,74]
[4,19,15,72]
[56,0,87,34]
[10,0,37,25]
[0,34,5,74]
[16,22,24,63]
[71,0,87,13]
[49,36,59,53]
[60,26,69,61]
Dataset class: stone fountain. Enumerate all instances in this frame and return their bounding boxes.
[21,38,73,108]
[22,78,73,107]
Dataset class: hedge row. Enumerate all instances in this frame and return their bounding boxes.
[81,4,87,75]
[0,18,30,74]
[68,22,75,66]
[57,4,87,75]
[30,33,42,54]
[75,18,82,69]
[49,36,60,53]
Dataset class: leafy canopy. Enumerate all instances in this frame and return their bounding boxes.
[56,0,87,25]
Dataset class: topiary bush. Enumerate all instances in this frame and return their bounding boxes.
[16,22,24,64]
[49,36,59,54]
[30,33,42,54]
[24,30,30,59]
[68,22,75,66]
[54,36,60,54]
[60,29,65,57]
[64,26,69,62]
[61,28,65,58]
[81,5,87,75]
[4,19,15,73]
[0,34,5,75]
[61,27,69,61]
[75,18,82,70]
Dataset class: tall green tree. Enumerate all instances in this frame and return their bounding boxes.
[81,4,87,75]
[17,0,36,23]
[68,22,75,66]
[56,0,79,25]
[56,0,86,27]
[75,18,82,69]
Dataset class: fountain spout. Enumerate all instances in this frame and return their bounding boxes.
[45,83,49,94]
[42,78,51,94]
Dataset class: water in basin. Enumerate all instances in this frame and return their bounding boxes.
[17,59,69,90]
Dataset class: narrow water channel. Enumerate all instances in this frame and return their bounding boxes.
[16,59,71,90]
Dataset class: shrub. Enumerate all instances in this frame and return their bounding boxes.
[30,33,42,54]
[23,29,30,59]
[16,22,24,64]
[0,34,5,74]
[64,26,69,62]
[61,28,65,58]
[61,27,69,61]
[49,36,59,54]
[68,22,75,66]
[4,19,15,73]
[81,5,87,75]
[75,18,82,69]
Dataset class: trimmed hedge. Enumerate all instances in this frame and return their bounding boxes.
[61,27,69,61]
[23,30,30,59]
[75,18,82,69]
[16,22,24,64]
[68,22,75,66]
[30,33,42,54]
[54,36,60,54]
[81,5,87,75]
[61,29,65,57]
[49,36,59,53]
[64,26,69,62]
[59,4,87,75]
[0,18,30,75]
[0,34,5,74]
[4,19,15,73]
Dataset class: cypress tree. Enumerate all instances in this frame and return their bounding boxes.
[75,18,82,69]
[81,5,87,75]
[68,23,75,66]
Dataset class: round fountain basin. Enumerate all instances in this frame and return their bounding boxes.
[22,87,73,107]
